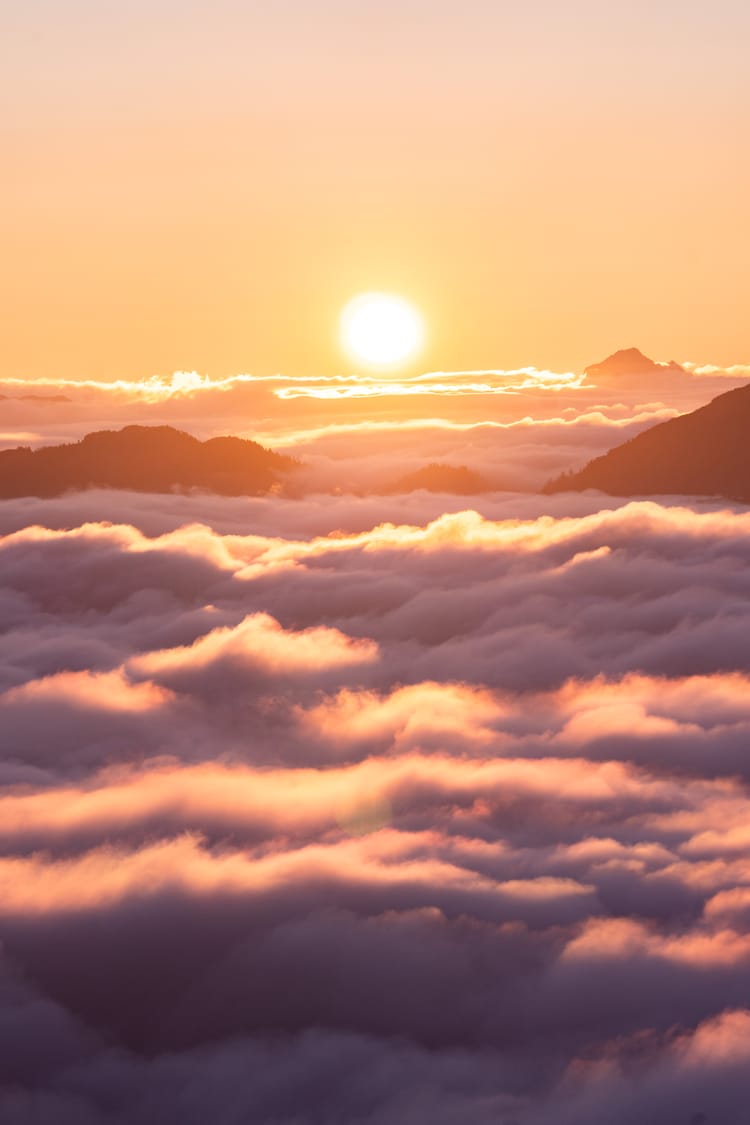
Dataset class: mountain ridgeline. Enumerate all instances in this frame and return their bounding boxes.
[0,426,299,499]
[546,382,750,501]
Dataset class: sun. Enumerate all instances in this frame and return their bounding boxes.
[340,292,425,369]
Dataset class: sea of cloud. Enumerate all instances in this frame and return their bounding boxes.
[2,486,750,1123]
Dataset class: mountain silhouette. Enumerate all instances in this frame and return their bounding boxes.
[545,382,750,500]
[380,463,491,495]
[0,425,298,498]
[584,347,684,385]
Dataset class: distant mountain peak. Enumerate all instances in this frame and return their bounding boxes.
[380,463,491,496]
[584,348,685,383]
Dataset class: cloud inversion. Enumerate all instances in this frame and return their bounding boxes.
[2,493,750,1121]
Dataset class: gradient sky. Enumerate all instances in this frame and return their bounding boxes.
[3,0,749,382]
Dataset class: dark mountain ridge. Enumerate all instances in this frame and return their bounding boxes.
[0,425,298,498]
[545,382,750,500]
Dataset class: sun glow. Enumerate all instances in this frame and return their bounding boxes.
[340,293,425,369]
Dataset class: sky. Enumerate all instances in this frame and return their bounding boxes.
[3,0,749,382]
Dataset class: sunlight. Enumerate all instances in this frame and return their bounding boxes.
[340,292,425,369]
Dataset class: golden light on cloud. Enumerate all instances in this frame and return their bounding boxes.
[340,293,425,369]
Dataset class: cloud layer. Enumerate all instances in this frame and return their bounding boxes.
[1,492,750,1121]
[2,360,748,492]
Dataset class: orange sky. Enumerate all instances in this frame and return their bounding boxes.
[2,0,749,383]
